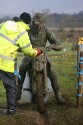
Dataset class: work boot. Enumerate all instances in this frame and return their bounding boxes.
[0,109,16,115]
[48,67,66,105]
[7,109,16,115]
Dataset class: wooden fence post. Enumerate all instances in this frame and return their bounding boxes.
[77,37,83,108]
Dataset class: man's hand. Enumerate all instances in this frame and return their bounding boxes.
[35,48,42,56]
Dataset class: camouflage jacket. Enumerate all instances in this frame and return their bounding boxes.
[28,26,61,48]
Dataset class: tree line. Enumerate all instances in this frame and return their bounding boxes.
[0,10,83,28]
[46,10,83,27]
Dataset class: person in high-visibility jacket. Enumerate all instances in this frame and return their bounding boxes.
[0,12,42,115]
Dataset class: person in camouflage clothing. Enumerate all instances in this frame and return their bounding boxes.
[17,13,65,105]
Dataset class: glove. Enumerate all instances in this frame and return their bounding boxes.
[35,48,42,56]
[14,70,22,80]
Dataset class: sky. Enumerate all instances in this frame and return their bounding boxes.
[0,0,83,17]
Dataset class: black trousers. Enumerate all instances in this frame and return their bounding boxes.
[0,70,16,111]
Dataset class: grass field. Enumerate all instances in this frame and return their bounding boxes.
[48,42,77,93]
[0,42,83,125]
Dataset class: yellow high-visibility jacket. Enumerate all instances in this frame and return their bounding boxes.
[0,21,37,73]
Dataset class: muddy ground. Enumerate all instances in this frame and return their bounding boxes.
[0,94,83,125]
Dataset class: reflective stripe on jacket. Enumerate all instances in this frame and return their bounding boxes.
[0,21,37,73]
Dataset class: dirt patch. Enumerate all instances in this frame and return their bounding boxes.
[0,95,83,125]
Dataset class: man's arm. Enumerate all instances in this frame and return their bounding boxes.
[46,28,63,51]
